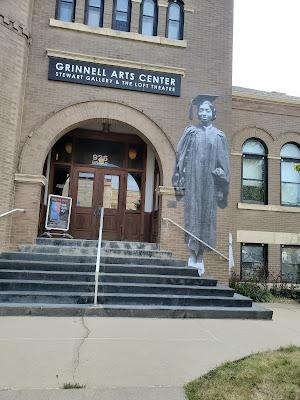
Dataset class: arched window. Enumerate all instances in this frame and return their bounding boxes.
[85,0,104,27]
[166,0,184,40]
[56,0,76,22]
[112,0,132,32]
[280,143,300,206]
[140,0,158,36]
[242,139,267,204]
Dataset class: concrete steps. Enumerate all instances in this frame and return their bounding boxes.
[0,238,273,319]
[0,290,247,307]
[0,262,204,276]
[0,274,219,289]
[0,282,233,298]
[1,251,184,266]
[36,238,159,250]
[20,244,172,259]
[0,302,272,319]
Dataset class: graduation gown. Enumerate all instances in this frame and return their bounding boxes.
[172,124,230,254]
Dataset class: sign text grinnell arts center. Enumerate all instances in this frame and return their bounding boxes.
[48,57,181,96]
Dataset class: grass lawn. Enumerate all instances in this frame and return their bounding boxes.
[185,346,300,400]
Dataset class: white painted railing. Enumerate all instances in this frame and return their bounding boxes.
[0,209,25,219]
[94,207,104,306]
[163,217,234,272]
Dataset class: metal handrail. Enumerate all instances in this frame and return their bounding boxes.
[94,207,104,305]
[0,209,25,219]
[163,217,229,261]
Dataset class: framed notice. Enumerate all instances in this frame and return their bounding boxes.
[45,195,72,231]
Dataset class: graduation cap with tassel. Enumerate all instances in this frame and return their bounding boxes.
[189,94,218,121]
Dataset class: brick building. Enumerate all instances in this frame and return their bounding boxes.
[0,0,299,284]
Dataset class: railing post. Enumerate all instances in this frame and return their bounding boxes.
[228,233,234,274]
[94,207,104,306]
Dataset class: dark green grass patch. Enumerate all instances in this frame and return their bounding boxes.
[62,382,86,389]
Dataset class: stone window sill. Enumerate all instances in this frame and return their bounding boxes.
[49,19,187,48]
[237,202,300,213]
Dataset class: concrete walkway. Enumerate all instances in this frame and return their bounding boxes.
[0,302,299,399]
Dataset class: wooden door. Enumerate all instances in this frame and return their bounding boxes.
[71,167,125,240]
[101,171,125,240]
[71,168,99,239]
[123,171,144,241]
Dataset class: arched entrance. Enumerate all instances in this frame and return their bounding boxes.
[17,101,175,245]
[41,120,161,242]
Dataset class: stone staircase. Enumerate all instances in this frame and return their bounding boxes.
[0,238,272,319]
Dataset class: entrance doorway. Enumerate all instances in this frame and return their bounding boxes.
[40,124,161,242]
[72,167,124,240]
[72,167,143,241]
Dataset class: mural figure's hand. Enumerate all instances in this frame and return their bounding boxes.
[217,191,223,202]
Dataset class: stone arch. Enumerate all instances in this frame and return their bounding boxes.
[275,131,300,155]
[19,100,175,185]
[231,126,275,154]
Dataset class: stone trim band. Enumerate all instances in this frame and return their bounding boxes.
[49,19,187,48]
[237,230,300,245]
[15,174,47,186]
[237,202,300,213]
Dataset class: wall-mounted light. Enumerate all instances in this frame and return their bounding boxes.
[65,142,72,154]
[128,148,137,160]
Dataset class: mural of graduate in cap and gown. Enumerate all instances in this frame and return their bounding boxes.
[172,95,230,275]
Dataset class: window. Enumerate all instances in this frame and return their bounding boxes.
[56,0,76,22]
[140,0,158,36]
[52,167,70,197]
[74,139,124,168]
[242,139,267,204]
[166,0,184,40]
[280,143,300,206]
[126,173,142,210]
[281,246,300,283]
[112,0,132,32]
[85,0,104,27]
[241,244,267,281]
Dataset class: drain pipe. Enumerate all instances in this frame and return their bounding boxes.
[94,207,104,306]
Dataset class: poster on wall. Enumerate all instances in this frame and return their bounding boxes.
[45,195,72,231]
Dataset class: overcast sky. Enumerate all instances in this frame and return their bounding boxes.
[233,0,300,97]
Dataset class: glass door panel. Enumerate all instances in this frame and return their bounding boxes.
[77,172,94,207]
[103,175,120,209]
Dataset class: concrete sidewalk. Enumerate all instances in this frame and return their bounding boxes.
[0,302,299,399]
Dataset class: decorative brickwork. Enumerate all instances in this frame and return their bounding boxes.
[0,14,31,45]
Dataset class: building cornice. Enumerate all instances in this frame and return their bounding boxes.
[0,13,31,45]
[46,49,186,76]
[232,87,300,108]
